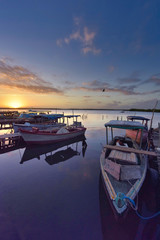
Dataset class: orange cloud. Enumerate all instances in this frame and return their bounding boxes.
[0,60,63,94]
[57,18,101,55]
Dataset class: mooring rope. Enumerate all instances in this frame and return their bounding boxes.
[122,194,160,220]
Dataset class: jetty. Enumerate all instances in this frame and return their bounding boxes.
[0,118,39,130]
[0,132,25,153]
[0,111,19,118]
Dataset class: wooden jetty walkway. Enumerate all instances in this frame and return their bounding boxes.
[0,118,36,130]
[0,132,23,152]
[0,111,19,118]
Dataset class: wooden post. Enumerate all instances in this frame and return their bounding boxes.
[140,129,143,148]
[150,100,158,130]
[111,127,113,140]
[106,127,108,144]
[135,129,139,142]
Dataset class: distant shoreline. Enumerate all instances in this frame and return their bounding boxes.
[0,108,160,112]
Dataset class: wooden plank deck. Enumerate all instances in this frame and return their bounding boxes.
[0,132,21,140]
[105,145,157,157]
[0,118,37,129]
[108,149,137,164]
[0,133,22,148]
[0,132,25,152]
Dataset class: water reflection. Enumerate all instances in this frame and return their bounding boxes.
[0,110,160,239]
[20,135,87,165]
[0,138,26,154]
[99,170,160,240]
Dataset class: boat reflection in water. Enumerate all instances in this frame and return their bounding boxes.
[20,135,87,165]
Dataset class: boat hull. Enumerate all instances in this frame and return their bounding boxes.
[20,127,86,144]
[13,123,66,132]
[100,139,148,215]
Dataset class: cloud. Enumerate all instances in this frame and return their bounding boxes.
[118,72,141,84]
[121,98,160,109]
[145,73,160,85]
[64,80,75,85]
[57,18,101,55]
[64,30,82,44]
[83,27,96,45]
[105,100,122,108]
[56,39,63,47]
[73,16,82,26]
[82,80,109,88]
[82,46,101,55]
[73,86,139,95]
[73,80,139,95]
[0,60,63,94]
[67,77,160,97]
[118,77,141,84]
[83,95,91,98]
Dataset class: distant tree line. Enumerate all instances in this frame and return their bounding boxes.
[129,108,160,112]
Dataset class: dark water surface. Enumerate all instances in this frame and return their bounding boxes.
[0,110,160,240]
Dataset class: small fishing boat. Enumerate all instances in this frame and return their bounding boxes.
[13,114,65,132]
[126,116,150,145]
[20,125,86,145]
[100,120,149,215]
[13,121,66,132]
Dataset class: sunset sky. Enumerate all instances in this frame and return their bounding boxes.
[0,0,160,109]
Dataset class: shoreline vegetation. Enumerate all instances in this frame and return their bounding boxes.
[0,108,160,112]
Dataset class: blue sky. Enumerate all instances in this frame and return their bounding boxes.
[0,0,160,109]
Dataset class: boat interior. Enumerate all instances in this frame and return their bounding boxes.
[103,136,146,195]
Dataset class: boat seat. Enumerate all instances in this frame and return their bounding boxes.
[104,158,141,181]
[108,150,138,165]
[104,158,121,181]
[120,165,141,181]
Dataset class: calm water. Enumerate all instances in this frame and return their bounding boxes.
[0,110,160,240]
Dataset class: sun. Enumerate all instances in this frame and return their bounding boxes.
[9,101,22,108]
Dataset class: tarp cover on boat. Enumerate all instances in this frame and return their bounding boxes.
[104,120,145,129]
[127,116,150,121]
[38,114,64,120]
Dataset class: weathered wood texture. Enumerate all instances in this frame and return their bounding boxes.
[104,158,141,181]
[0,133,21,140]
[109,150,137,164]
[104,159,121,180]
[121,165,141,181]
[105,145,157,156]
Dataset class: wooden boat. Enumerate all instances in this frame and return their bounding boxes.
[13,114,65,132]
[20,125,86,145]
[126,116,150,144]
[100,120,149,215]
[13,122,66,132]
[13,114,81,133]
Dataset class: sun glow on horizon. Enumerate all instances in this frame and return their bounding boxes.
[8,101,23,108]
